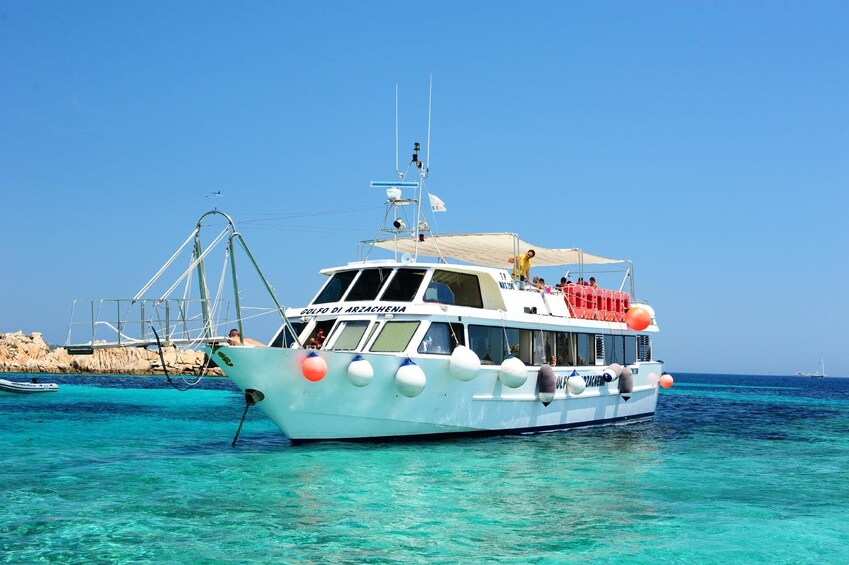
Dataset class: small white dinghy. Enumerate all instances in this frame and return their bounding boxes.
[0,378,59,394]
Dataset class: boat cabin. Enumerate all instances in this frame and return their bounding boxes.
[271,260,653,370]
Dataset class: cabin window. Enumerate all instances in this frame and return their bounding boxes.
[602,335,638,366]
[364,321,381,347]
[556,332,574,366]
[604,335,623,365]
[624,336,636,365]
[463,329,602,367]
[327,320,370,351]
[505,328,521,362]
[469,325,507,365]
[417,322,465,355]
[575,333,595,366]
[468,326,524,365]
[270,322,306,348]
[370,321,420,353]
[347,268,393,301]
[313,271,357,304]
[532,330,557,366]
[517,329,535,364]
[381,269,427,302]
[424,270,483,308]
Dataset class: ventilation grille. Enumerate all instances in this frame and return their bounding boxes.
[637,335,652,362]
[595,335,605,364]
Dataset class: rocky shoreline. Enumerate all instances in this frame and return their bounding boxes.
[0,331,224,376]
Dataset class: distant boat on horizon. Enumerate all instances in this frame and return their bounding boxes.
[796,356,826,378]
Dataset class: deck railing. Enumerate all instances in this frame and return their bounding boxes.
[65,297,230,350]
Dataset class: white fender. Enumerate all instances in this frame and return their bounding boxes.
[602,363,624,382]
[395,358,426,397]
[566,370,586,395]
[449,345,481,382]
[347,354,374,387]
[499,355,528,388]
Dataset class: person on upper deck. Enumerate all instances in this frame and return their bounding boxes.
[589,277,599,288]
[508,249,535,282]
[577,277,587,286]
[556,277,568,289]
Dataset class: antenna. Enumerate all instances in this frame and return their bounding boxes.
[426,74,433,170]
[395,83,400,178]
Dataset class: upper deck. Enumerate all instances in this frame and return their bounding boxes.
[288,259,648,328]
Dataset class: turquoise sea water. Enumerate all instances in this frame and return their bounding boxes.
[2,373,848,564]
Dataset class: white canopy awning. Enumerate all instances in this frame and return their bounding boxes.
[369,233,624,267]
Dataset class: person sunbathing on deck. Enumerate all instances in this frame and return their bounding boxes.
[227,328,266,346]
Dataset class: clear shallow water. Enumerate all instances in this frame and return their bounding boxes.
[2,373,848,563]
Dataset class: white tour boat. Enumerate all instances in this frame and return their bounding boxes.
[210,142,671,442]
[66,140,673,443]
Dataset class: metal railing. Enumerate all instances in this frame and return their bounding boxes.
[65,210,304,351]
[66,297,229,349]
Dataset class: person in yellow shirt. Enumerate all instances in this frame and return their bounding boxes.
[508,249,535,281]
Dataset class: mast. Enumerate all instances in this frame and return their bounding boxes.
[416,76,433,259]
[395,83,400,179]
[364,80,434,262]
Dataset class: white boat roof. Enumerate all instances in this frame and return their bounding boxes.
[371,232,624,267]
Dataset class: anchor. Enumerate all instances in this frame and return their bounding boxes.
[232,388,265,447]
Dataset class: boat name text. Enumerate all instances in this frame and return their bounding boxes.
[555,374,605,389]
[299,305,408,316]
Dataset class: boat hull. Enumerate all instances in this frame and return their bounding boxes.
[213,346,662,442]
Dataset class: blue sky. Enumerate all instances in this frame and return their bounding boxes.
[2,1,847,376]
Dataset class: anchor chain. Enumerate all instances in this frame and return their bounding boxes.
[149,323,212,391]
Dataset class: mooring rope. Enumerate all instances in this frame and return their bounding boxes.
[149,323,211,391]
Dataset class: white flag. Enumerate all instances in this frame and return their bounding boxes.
[429,193,447,213]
